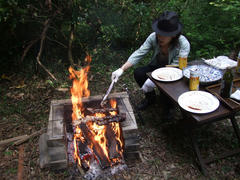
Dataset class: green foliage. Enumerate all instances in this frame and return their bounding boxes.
[4,149,13,156]
[0,0,240,75]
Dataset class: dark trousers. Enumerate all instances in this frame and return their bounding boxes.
[133,55,173,109]
[134,53,168,87]
[134,65,159,88]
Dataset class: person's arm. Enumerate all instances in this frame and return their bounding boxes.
[127,33,155,65]
[111,33,155,82]
[121,61,133,71]
[111,61,133,82]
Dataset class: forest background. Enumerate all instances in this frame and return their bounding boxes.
[1,0,240,77]
[0,0,240,179]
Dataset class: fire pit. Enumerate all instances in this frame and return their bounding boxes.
[39,56,140,179]
[39,93,139,178]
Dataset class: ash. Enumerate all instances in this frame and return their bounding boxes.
[84,160,128,180]
[67,133,128,180]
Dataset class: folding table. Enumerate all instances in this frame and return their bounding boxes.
[147,69,240,176]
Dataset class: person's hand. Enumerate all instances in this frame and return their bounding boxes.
[111,68,123,82]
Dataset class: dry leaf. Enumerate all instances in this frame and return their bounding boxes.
[1,74,11,81]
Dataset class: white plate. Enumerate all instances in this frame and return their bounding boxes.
[151,67,183,82]
[178,91,219,114]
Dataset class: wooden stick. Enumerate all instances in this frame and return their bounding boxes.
[165,64,179,68]
[0,135,28,146]
[14,128,46,146]
[17,145,24,180]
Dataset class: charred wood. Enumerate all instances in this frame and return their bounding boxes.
[106,124,120,160]
[86,107,117,114]
[72,113,126,126]
[79,123,110,169]
[80,160,89,171]
[77,139,89,157]
[76,163,85,175]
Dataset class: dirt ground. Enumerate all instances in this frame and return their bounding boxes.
[0,73,240,180]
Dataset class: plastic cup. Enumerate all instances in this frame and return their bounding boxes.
[179,57,188,70]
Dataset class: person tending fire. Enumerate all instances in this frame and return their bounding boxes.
[111,11,190,111]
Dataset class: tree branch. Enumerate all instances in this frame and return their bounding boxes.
[21,38,39,63]
[46,36,67,48]
[68,23,75,65]
[36,19,57,81]
[35,10,60,81]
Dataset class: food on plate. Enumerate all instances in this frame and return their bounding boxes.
[188,106,201,111]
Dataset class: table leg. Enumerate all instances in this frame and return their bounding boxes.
[230,116,240,144]
[188,129,208,176]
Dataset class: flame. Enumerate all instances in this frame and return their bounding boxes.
[69,55,92,121]
[94,113,106,118]
[89,122,109,161]
[74,126,82,166]
[69,55,124,168]
[111,122,123,156]
[109,99,117,116]
[109,111,117,116]
[110,99,117,108]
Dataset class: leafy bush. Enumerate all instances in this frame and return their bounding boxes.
[0,0,240,75]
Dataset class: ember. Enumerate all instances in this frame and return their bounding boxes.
[67,55,126,178]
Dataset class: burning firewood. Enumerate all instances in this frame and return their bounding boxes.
[79,123,111,169]
[76,137,90,171]
[72,113,126,126]
[106,124,121,160]
[86,107,117,114]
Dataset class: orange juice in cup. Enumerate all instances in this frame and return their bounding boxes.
[179,57,188,70]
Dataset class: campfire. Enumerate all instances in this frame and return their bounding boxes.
[66,55,127,178]
[39,55,140,179]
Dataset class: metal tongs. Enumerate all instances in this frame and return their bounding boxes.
[100,80,115,107]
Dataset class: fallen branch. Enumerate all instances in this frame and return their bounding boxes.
[0,135,28,146]
[56,87,69,92]
[17,145,24,180]
[14,128,46,146]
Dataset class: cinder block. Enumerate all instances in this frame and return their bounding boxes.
[40,92,140,169]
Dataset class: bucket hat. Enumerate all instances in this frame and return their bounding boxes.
[152,11,182,36]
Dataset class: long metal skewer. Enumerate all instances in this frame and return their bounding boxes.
[100,81,115,107]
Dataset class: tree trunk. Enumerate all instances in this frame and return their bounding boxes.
[68,23,75,65]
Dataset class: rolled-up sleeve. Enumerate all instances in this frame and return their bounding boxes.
[127,33,155,65]
[179,36,190,57]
